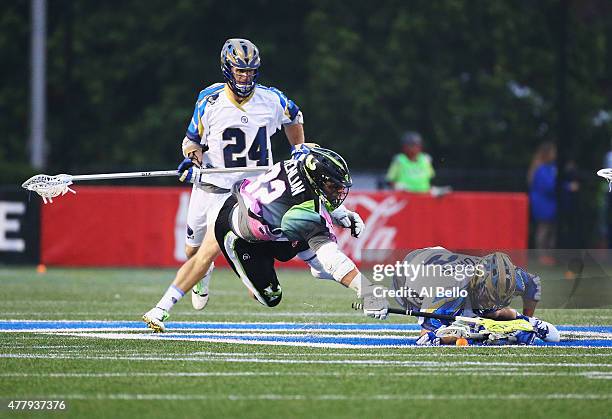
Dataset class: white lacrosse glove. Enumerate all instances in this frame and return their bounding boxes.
[416,331,441,346]
[517,314,560,342]
[435,322,471,340]
[331,205,365,238]
[361,293,388,320]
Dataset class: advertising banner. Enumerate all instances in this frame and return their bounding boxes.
[40,187,528,267]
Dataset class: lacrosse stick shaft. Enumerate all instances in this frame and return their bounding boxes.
[390,307,457,322]
[353,303,480,324]
[397,308,482,324]
[70,166,269,181]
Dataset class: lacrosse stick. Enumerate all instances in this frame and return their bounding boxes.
[22,167,270,204]
[597,168,612,192]
[351,303,533,334]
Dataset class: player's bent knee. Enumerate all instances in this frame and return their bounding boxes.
[185,245,199,259]
[193,246,218,266]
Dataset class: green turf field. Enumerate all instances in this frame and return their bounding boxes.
[0,266,611,419]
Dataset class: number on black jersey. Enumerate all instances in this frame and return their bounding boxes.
[243,164,285,204]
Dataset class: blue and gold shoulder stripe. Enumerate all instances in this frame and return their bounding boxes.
[256,84,300,122]
[186,83,225,141]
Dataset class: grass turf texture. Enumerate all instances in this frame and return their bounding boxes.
[0,266,610,419]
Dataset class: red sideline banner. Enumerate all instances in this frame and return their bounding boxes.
[41,187,528,267]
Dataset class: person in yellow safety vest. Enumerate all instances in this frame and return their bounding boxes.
[386,131,435,193]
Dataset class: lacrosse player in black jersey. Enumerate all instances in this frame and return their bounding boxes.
[144,147,386,332]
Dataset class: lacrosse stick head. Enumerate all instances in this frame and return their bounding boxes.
[480,318,533,334]
[597,169,612,192]
[434,323,471,339]
[21,174,76,204]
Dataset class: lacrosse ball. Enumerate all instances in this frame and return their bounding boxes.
[36,264,47,274]
[456,337,469,346]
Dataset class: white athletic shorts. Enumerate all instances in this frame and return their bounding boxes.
[185,184,232,248]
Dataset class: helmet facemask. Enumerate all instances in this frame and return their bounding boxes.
[302,148,352,211]
[220,38,260,97]
[320,179,351,209]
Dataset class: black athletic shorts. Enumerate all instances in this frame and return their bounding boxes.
[214,195,309,307]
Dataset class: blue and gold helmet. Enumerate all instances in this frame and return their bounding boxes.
[301,147,352,211]
[220,38,261,97]
[469,252,517,312]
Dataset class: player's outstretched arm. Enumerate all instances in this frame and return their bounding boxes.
[283,122,305,147]
[522,297,537,317]
[313,242,388,319]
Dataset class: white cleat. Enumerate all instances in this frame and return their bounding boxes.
[192,264,213,311]
[191,280,210,311]
[531,318,560,342]
[142,307,169,333]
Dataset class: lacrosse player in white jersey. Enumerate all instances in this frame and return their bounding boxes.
[391,247,560,345]
[178,38,311,311]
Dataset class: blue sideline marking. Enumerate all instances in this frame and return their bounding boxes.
[0,320,420,331]
[152,333,612,348]
[1,320,611,333]
[1,320,611,347]
[156,333,415,346]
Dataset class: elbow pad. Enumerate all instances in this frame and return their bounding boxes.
[286,110,304,125]
[297,249,334,280]
[182,137,203,158]
[517,268,542,301]
[314,242,355,282]
[284,111,304,126]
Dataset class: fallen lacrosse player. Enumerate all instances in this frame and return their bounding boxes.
[419,314,560,346]
[351,303,559,346]
[380,247,561,345]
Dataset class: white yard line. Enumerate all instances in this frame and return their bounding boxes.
[44,331,612,349]
[0,371,610,379]
[0,352,610,368]
[2,348,611,358]
[13,393,611,401]
[562,331,612,339]
[0,311,361,317]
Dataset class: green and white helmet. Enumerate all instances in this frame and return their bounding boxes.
[300,147,352,211]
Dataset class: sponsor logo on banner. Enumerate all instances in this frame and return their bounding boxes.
[174,192,190,262]
[335,194,407,262]
[0,188,40,264]
[0,201,25,252]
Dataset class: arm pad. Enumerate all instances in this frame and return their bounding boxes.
[284,110,304,125]
[297,249,334,280]
[314,242,355,283]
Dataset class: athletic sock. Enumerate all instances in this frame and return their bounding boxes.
[201,262,214,289]
[156,285,185,311]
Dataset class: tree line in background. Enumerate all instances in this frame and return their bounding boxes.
[1,1,611,187]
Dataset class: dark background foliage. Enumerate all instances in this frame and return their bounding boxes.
[1,0,611,244]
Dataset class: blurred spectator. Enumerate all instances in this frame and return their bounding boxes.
[558,159,581,248]
[602,146,612,247]
[527,142,557,265]
[386,131,435,192]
